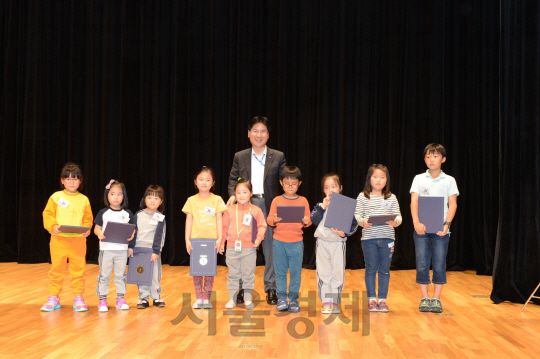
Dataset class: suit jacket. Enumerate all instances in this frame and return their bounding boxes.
[228,147,287,214]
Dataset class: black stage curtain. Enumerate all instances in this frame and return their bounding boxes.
[491,1,540,304]
[1,1,500,277]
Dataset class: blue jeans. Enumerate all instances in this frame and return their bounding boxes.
[273,239,303,300]
[413,232,450,284]
[361,238,393,299]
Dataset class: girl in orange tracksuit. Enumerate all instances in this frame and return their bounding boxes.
[221,178,267,310]
[41,163,93,312]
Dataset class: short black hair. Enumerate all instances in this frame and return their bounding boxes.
[280,166,302,182]
[60,162,83,190]
[104,181,129,209]
[248,116,271,132]
[140,184,165,213]
[423,143,447,158]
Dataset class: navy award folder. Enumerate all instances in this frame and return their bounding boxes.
[251,217,258,244]
[127,247,154,286]
[57,225,91,234]
[418,196,444,233]
[277,205,305,223]
[324,193,357,233]
[368,214,398,225]
[102,222,136,244]
[190,239,218,276]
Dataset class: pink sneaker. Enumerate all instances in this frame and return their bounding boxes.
[116,297,129,310]
[73,295,88,312]
[368,299,379,312]
[98,299,108,312]
[378,300,389,312]
[40,296,61,312]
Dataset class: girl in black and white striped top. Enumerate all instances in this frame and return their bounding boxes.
[355,164,402,312]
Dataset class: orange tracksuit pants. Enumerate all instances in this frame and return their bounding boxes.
[48,235,87,296]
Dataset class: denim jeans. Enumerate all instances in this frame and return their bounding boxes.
[273,239,303,300]
[413,232,450,284]
[361,238,393,299]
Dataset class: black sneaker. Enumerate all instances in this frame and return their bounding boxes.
[153,298,166,308]
[236,289,244,304]
[419,298,431,312]
[266,289,278,305]
[137,298,149,309]
[430,298,443,313]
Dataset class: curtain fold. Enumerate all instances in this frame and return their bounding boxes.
[491,0,540,304]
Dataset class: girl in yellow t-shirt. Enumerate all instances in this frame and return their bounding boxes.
[182,166,227,309]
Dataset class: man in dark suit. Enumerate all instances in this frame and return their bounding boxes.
[227,116,286,305]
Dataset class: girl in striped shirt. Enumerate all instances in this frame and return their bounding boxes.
[355,164,402,312]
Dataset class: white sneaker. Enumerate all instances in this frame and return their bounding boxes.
[225,300,236,309]
[193,299,203,309]
[202,299,213,309]
[321,303,333,314]
[245,301,254,310]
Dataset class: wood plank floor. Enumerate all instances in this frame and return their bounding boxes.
[1,263,538,358]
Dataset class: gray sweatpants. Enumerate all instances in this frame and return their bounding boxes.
[316,239,346,304]
[137,257,162,300]
[97,250,128,298]
[226,247,257,290]
[251,196,276,291]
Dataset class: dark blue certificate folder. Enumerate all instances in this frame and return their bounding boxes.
[277,206,305,223]
[58,225,91,234]
[190,239,218,276]
[418,196,444,233]
[102,222,136,244]
[368,214,397,225]
[324,193,357,233]
[127,247,154,286]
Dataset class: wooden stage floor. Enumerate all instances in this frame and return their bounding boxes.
[1,263,539,358]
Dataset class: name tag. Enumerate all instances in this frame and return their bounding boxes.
[57,197,70,209]
[149,213,165,226]
[243,213,252,226]
[381,200,391,209]
[235,240,242,252]
[204,206,216,216]
[421,187,430,195]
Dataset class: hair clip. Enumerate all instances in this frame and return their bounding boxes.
[238,177,241,181]
[105,179,115,189]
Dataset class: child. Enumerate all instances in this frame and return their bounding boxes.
[128,185,167,309]
[221,178,267,309]
[182,166,227,309]
[41,163,93,312]
[267,166,311,312]
[311,173,358,314]
[410,144,458,313]
[355,164,402,312]
[94,180,137,311]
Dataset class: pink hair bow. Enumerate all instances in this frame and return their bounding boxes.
[105,179,115,189]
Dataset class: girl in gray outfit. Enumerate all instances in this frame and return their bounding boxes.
[311,173,358,314]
